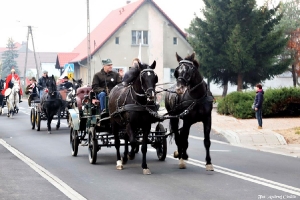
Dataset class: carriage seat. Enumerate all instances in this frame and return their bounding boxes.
[76,86,92,110]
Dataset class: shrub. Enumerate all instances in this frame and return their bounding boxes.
[217,87,300,119]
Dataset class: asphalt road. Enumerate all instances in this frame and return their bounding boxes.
[0,105,299,200]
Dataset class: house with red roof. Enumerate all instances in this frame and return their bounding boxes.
[55,0,193,85]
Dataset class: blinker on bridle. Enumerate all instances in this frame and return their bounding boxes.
[177,60,195,85]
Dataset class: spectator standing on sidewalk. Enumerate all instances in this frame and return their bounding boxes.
[254,83,264,129]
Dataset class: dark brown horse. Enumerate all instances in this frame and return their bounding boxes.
[41,75,63,134]
[165,52,214,170]
[108,60,158,175]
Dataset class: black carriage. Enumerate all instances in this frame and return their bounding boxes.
[68,86,167,164]
[29,94,72,131]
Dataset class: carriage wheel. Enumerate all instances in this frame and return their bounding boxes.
[88,128,98,164]
[30,108,36,130]
[155,123,167,161]
[70,127,79,156]
[36,112,41,131]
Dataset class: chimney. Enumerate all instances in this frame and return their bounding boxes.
[126,1,131,4]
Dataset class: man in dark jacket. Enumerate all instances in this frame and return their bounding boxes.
[37,70,49,98]
[59,76,73,90]
[92,59,122,112]
[25,77,38,106]
[253,83,264,129]
[0,77,5,113]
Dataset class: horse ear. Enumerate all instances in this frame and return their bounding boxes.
[190,52,196,61]
[176,52,182,62]
[150,60,156,69]
[72,78,75,82]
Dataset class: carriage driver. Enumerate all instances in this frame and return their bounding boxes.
[37,70,49,98]
[1,68,23,103]
[25,77,38,107]
[92,58,122,112]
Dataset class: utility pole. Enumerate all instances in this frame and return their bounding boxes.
[23,26,39,83]
[87,0,92,85]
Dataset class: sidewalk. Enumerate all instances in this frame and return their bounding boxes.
[158,107,300,158]
[211,108,300,158]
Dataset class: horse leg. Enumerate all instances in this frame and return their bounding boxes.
[203,115,214,171]
[141,124,151,175]
[122,133,129,165]
[126,124,136,160]
[170,118,180,158]
[177,121,192,169]
[56,109,61,130]
[112,122,123,170]
[47,115,53,134]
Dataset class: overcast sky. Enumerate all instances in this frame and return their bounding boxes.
[0,0,269,52]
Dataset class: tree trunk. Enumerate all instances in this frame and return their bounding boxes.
[237,73,243,91]
[222,81,228,97]
[292,64,297,87]
[207,77,211,90]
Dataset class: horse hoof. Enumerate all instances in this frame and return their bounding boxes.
[143,168,151,175]
[179,158,186,169]
[48,131,51,134]
[116,160,123,170]
[206,164,214,171]
[173,151,179,158]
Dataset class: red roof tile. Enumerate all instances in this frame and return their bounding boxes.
[57,53,79,68]
[71,0,144,63]
[70,0,187,63]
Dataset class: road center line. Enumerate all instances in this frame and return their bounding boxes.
[0,139,87,200]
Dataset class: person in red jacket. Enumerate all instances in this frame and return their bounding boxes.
[1,68,23,103]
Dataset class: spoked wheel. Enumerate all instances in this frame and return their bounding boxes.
[30,108,36,129]
[155,123,167,161]
[88,127,98,164]
[36,112,41,131]
[70,127,79,156]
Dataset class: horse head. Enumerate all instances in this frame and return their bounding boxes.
[134,60,158,102]
[72,78,83,91]
[174,52,201,94]
[46,75,57,96]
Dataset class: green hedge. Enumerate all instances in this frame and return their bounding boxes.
[217,87,300,119]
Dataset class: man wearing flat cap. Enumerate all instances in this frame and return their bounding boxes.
[92,58,122,112]
[59,76,73,90]
[37,70,49,98]
[1,68,23,103]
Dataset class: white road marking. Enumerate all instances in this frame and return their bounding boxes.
[17,106,300,196]
[189,135,228,145]
[0,139,87,200]
[149,149,300,196]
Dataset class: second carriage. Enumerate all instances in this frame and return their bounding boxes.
[68,86,168,164]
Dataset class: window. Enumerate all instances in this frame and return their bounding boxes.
[132,30,148,45]
[115,37,119,44]
[173,37,178,45]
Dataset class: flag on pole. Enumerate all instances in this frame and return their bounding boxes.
[138,42,142,62]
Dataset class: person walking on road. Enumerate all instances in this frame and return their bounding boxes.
[254,83,264,129]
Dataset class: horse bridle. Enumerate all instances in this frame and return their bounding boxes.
[132,68,157,97]
[176,60,196,85]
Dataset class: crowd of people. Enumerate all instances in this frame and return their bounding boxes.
[0,58,139,113]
